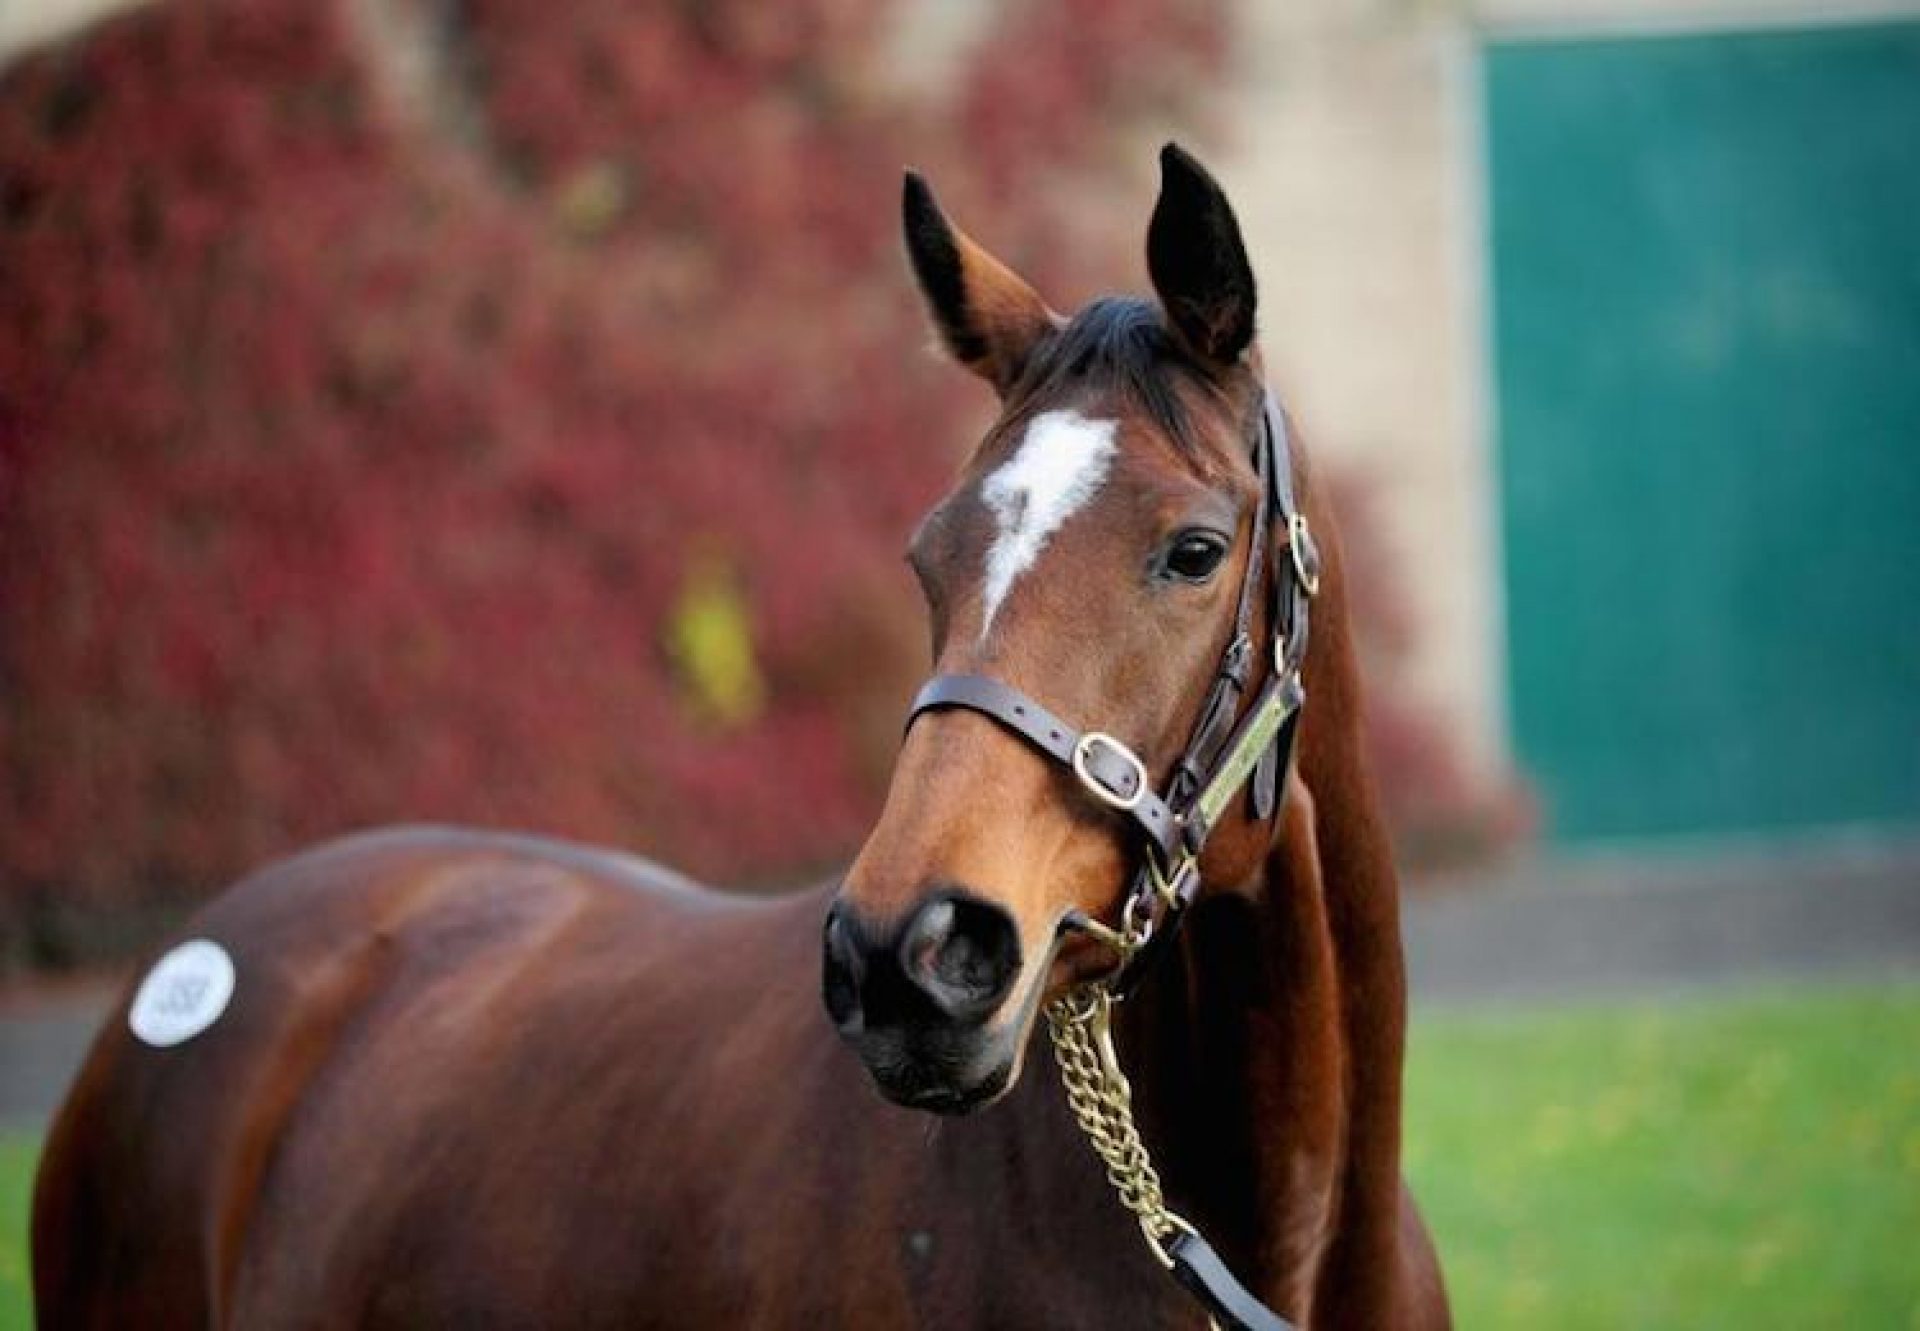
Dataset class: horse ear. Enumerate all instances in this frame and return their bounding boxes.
[903,171,1057,395]
[1147,143,1257,365]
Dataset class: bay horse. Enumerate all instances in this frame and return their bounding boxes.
[33,144,1448,1329]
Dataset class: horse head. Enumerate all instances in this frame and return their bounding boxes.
[823,144,1303,1114]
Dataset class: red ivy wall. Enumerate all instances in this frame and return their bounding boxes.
[0,0,1515,966]
[0,0,1232,960]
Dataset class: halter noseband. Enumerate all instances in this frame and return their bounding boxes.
[906,387,1319,995]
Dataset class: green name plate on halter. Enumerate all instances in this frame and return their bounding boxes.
[1192,675,1303,833]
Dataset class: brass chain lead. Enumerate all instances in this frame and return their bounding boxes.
[1044,985,1207,1271]
[1047,987,1222,1329]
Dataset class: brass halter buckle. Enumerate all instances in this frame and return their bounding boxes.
[1287,512,1321,598]
[1145,850,1198,913]
[1071,731,1148,811]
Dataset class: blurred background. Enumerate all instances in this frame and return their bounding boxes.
[0,0,1915,1326]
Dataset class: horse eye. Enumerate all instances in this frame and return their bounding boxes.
[1160,531,1230,584]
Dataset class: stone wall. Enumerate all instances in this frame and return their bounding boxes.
[0,0,144,67]
[1215,1,1504,779]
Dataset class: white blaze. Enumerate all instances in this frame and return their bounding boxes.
[978,409,1118,639]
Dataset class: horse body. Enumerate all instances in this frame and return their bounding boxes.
[34,488,1439,1327]
[34,144,1449,1328]
[33,829,1186,1328]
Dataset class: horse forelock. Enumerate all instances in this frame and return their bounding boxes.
[997,295,1252,472]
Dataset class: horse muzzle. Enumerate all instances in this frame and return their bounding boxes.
[821,889,1025,1114]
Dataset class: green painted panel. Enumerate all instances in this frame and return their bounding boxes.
[1487,21,1920,842]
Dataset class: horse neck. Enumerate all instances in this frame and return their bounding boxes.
[1117,498,1411,1324]
[1117,801,1347,1319]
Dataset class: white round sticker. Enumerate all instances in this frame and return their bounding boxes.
[128,939,236,1048]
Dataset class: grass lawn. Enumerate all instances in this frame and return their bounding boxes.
[1405,983,1920,1329]
[0,1135,34,1331]
[2,983,1916,1326]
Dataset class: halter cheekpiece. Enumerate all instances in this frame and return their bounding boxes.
[902,387,1318,1331]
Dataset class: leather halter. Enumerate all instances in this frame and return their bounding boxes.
[907,388,1319,995]
[902,389,1316,1331]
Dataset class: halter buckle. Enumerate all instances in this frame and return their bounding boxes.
[1288,513,1321,597]
[1071,731,1148,812]
[1146,851,1198,911]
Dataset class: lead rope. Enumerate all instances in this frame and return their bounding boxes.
[1045,986,1222,1331]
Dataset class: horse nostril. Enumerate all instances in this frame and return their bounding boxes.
[821,903,866,1034]
[900,893,1022,1022]
[824,891,1021,1036]
[902,899,955,980]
